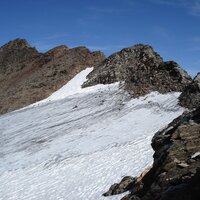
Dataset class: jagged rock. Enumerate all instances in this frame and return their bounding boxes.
[0,38,40,75]
[103,167,151,197]
[119,107,200,200]
[83,44,192,96]
[179,73,200,109]
[103,176,135,196]
[0,39,105,114]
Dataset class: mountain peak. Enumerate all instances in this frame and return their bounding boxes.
[126,43,157,51]
[0,38,105,114]
[83,44,191,96]
[122,43,163,62]
[1,38,31,50]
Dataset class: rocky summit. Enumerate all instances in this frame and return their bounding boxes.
[0,38,105,114]
[83,44,192,96]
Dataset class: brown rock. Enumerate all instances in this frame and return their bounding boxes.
[103,167,151,197]
[0,39,105,114]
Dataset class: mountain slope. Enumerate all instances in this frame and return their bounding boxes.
[0,39,105,114]
[0,68,185,200]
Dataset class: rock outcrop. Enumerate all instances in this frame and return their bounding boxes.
[103,168,151,197]
[0,38,105,114]
[83,44,192,96]
[105,107,200,200]
[103,176,136,196]
[179,73,200,109]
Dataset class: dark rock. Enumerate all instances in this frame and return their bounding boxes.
[0,38,105,114]
[179,73,200,109]
[119,107,200,200]
[160,169,200,200]
[72,105,78,109]
[103,167,151,197]
[103,176,135,196]
[83,44,192,96]
[121,195,141,200]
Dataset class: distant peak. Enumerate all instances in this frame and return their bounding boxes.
[115,43,163,63]
[1,38,31,49]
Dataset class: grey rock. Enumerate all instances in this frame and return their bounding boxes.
[83,44,192,97]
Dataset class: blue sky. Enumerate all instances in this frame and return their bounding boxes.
[0,0,200,76]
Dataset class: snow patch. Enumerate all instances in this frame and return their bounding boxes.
[46,67,94,100]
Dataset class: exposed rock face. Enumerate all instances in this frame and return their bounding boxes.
[103,176,136,196]
[102,57,200,200]
[0,39,105,114]
[179,73,200,109]
[83,44,192,96]
[103,168,151,197]
[114,107,200,200]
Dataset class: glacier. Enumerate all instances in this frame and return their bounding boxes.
[0,68,185,200]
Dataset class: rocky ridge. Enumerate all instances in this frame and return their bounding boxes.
[91,42,200,200]
[179,73,200,109]
[0,38,105,114]
[103,106,200,200]
[1,41,194,114]
[83,44,192,96]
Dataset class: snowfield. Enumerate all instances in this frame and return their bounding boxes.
[0,68,185,200]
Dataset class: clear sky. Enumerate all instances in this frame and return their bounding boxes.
[0,0,200,76]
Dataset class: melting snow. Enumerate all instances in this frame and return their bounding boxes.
[0,68,185,200]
